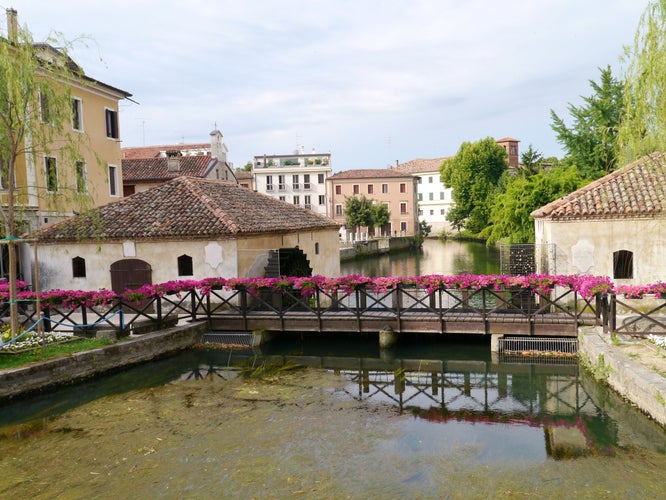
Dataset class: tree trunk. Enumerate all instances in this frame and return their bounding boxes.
[8,240,19,337]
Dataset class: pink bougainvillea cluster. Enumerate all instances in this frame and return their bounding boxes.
[0,273,661,312]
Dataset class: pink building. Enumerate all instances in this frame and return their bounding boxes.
[327,169,419,238]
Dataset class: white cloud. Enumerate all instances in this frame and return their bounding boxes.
[4,0,650,168]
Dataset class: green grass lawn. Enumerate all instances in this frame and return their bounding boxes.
[0,338,114,371]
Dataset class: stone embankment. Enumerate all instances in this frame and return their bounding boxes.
[340,236,412,262]
[0,321,207,401]
[579,327,666,426]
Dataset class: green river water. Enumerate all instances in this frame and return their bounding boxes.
[1,241,666,498]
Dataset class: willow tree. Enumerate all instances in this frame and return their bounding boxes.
[618,0,666,162]
[1,12,91,336]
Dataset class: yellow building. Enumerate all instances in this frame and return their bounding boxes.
[0,9,131,230]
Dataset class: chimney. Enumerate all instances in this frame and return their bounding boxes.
[166,150,181,172]
[6,8,18,44]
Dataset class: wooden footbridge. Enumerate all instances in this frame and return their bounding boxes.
[202,284,601,338]
[13,278,664,345]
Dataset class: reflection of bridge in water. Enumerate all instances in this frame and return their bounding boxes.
[185,353,619,458]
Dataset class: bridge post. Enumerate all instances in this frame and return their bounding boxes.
[379,326,399,349]
[251,329,274,346]
[490,334,503,353]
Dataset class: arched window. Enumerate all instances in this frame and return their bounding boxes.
[613,250,633,279]
[72,256,86,278]
[178,254,193,276]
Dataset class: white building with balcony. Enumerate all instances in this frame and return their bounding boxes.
[252,148,332,216]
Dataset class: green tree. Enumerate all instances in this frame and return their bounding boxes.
[344,195,374,234]
[618,0,666,162]
[237,161,252,172]
[0,16,90,335]
[518,144,544,176]
[550,66,624,179]
[440,137,508,234]
[370,202,390,234]
[483,165,585,244]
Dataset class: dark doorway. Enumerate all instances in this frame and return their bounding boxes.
[110,259,152,293]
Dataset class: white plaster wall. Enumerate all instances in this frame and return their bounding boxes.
[31,228,340,291]
[540,217,666,284]
[34,239,238,291]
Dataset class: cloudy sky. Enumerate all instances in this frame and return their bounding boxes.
[2,0,649,171]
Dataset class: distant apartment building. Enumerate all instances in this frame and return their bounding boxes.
[394,158,452,234]
[327,169,419,238]
[252,148,331,216]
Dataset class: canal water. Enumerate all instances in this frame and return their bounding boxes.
[340,238,501,277]
[1,239,666,497]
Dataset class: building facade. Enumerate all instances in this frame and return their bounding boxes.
[531,153,666,285]
[121,130,235,195]
[252,148,331,216]
[27,176,341,292]
[327,169,419,239]
[393,158,452,234]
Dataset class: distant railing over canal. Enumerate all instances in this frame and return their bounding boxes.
[2,275,665,338]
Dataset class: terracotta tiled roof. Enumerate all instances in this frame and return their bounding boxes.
[122,156,214,182]
[122,143,210,160]
[395,157,449,174]
[236,171,253,180]
[496,137,520,143]
[328,168,414,180]
[531,152,666,220]
[33,176,339,243]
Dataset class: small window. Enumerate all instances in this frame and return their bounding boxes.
[178,254,193,276]
[315,242,320,255]
[39,88,52,123]
[353,184,359,195]
[382,184,388,194]
[45,156,58,192]
[105,108,119,139]
[304,195,311,208]
[75,160,86,194]
[72,256,86,278]
[367,184,374,194]
[418,209,423,216]
[429,209,434,215]
[429,193,434,201]
[418,193,423,201]
[400,222,407,232]
[108,164,119,196]
[613,250,633,279]
[400,202,407,214]
[294,195,300,205]
[318,173,325,184]
[335,185,342,195]
[72,97,83,131]
[335,204,343,215]
[400,183,406,193]
[318,195,325,205]
[428,176,433,183]
[440,192,445,200]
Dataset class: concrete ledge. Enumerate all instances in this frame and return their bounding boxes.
[579,327,666,426]
[0,321,208,401]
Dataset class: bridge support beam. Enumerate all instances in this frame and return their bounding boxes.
[490,334,503,353]
[252,329,275,347]
[379,326,399,349]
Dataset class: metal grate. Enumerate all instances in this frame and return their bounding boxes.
[499,336,578,356]
[200,332,253,347]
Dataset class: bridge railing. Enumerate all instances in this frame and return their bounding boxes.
[0,277,627,336]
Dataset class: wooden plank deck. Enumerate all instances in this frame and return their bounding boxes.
[208,309,587,337]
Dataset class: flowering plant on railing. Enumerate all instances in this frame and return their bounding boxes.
[0,279,29,293]
[616,282,666,299]
[38,288,117,309]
